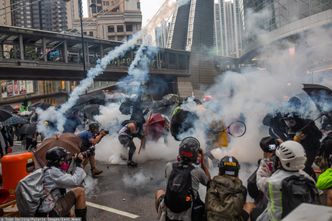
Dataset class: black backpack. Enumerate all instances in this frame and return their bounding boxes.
[281,175,320,218]
[164,163,194,213]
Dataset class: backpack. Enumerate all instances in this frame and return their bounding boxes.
[16,168,48,217]
[281,175,320,218]
[164,163,194,213]
[206,176,246,220]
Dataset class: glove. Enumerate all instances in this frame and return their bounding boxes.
[75,154,83,167]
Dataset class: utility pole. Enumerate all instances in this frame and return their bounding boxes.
[78,0,86,75]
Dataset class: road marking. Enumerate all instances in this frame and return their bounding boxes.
[86,201,140,219]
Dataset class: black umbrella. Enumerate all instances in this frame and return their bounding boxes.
[303,84,332,112]
[18,123,37,135]
[28,102,51,111]
[3,114,28,126]
[82,104,100,120]
[76,91,105,106]
[0,109,13,122]
[0,104,14,113]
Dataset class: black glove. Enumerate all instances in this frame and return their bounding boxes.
[75,156,83,167]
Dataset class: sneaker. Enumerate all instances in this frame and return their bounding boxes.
[127,161,138,167]
[91,168,103,177]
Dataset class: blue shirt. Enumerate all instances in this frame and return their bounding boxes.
[79,130,93,148]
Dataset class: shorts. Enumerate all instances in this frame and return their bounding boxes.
[53,191,76,217]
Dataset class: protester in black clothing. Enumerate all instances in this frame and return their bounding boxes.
[282,113,322,178]
[247,136,277,221]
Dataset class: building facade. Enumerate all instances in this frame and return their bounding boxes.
[214,0,244,58]
[0,0,11,26]
[11,0,67,32]
[155,21,169,48]
[69,0,142,41]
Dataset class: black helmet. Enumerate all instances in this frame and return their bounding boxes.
[219,156,240,177]
[259,136,278,153]
[88,122,99,132]
[179,137,200,163]
[46,146,69,167]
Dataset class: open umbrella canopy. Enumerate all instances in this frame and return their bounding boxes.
[0,104,14,113]
[303,84,332,112]
[34,133,81,168]
[75,91,106,106]
[82,104,100,120]
[3,114,28,126]
[18,123,37,135]
[28,102,51,111]
[0,109,13,122]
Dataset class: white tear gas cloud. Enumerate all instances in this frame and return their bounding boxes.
[206,28,330,163]
[117,39,158,95]
[122,171,153,188]
[37,33,142,137]
[83,175,98,196]
[95,133,179,164]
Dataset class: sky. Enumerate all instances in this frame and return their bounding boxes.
[83,0,165,26]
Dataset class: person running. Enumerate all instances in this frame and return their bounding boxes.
[36,147,87,221]
[78,122,107,177]
[206,156,249,221]
[118,120,145,167]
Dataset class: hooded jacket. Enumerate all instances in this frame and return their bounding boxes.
[206,175,246,221]
[38,166,86,213]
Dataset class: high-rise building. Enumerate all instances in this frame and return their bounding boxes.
[242,0,332,52]
[167,0,214,51]
[214,0,244,58]
[70,0,141,41]
[155,21,169,48]
[0,0,12,26]
[11,0,67,32]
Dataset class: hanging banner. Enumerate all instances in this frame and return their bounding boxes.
[19,80,26,95]
[13,80,19,96]
[1,81,7,98]
[6,80,13,97]
[26,81,34,94]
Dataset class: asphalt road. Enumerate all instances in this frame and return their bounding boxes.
[86,160,167,221]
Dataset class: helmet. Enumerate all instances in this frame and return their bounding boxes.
[179,137,200,163]
[46,146,69,167]
[259,136,277,153]
[219,156,240,177]
[275,141,306,171]
[88,122,99,132]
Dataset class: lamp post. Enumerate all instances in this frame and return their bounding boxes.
[78,0,86,75]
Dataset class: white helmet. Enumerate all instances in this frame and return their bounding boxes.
[275,141,306,171]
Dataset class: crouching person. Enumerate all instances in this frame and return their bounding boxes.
[155,137,210,221]
[36,146,87,220]
[206,156,248,221]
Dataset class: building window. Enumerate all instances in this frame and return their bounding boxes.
[117,25,124,32]
[137,1,140,9]
[97,0,102,3]
[89,32,93,36]
[126,24,133,32]
[103,1,109,6]
[108,25,114,32]
[91,5,97,13]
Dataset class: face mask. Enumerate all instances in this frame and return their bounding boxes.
[59,162,70,172]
